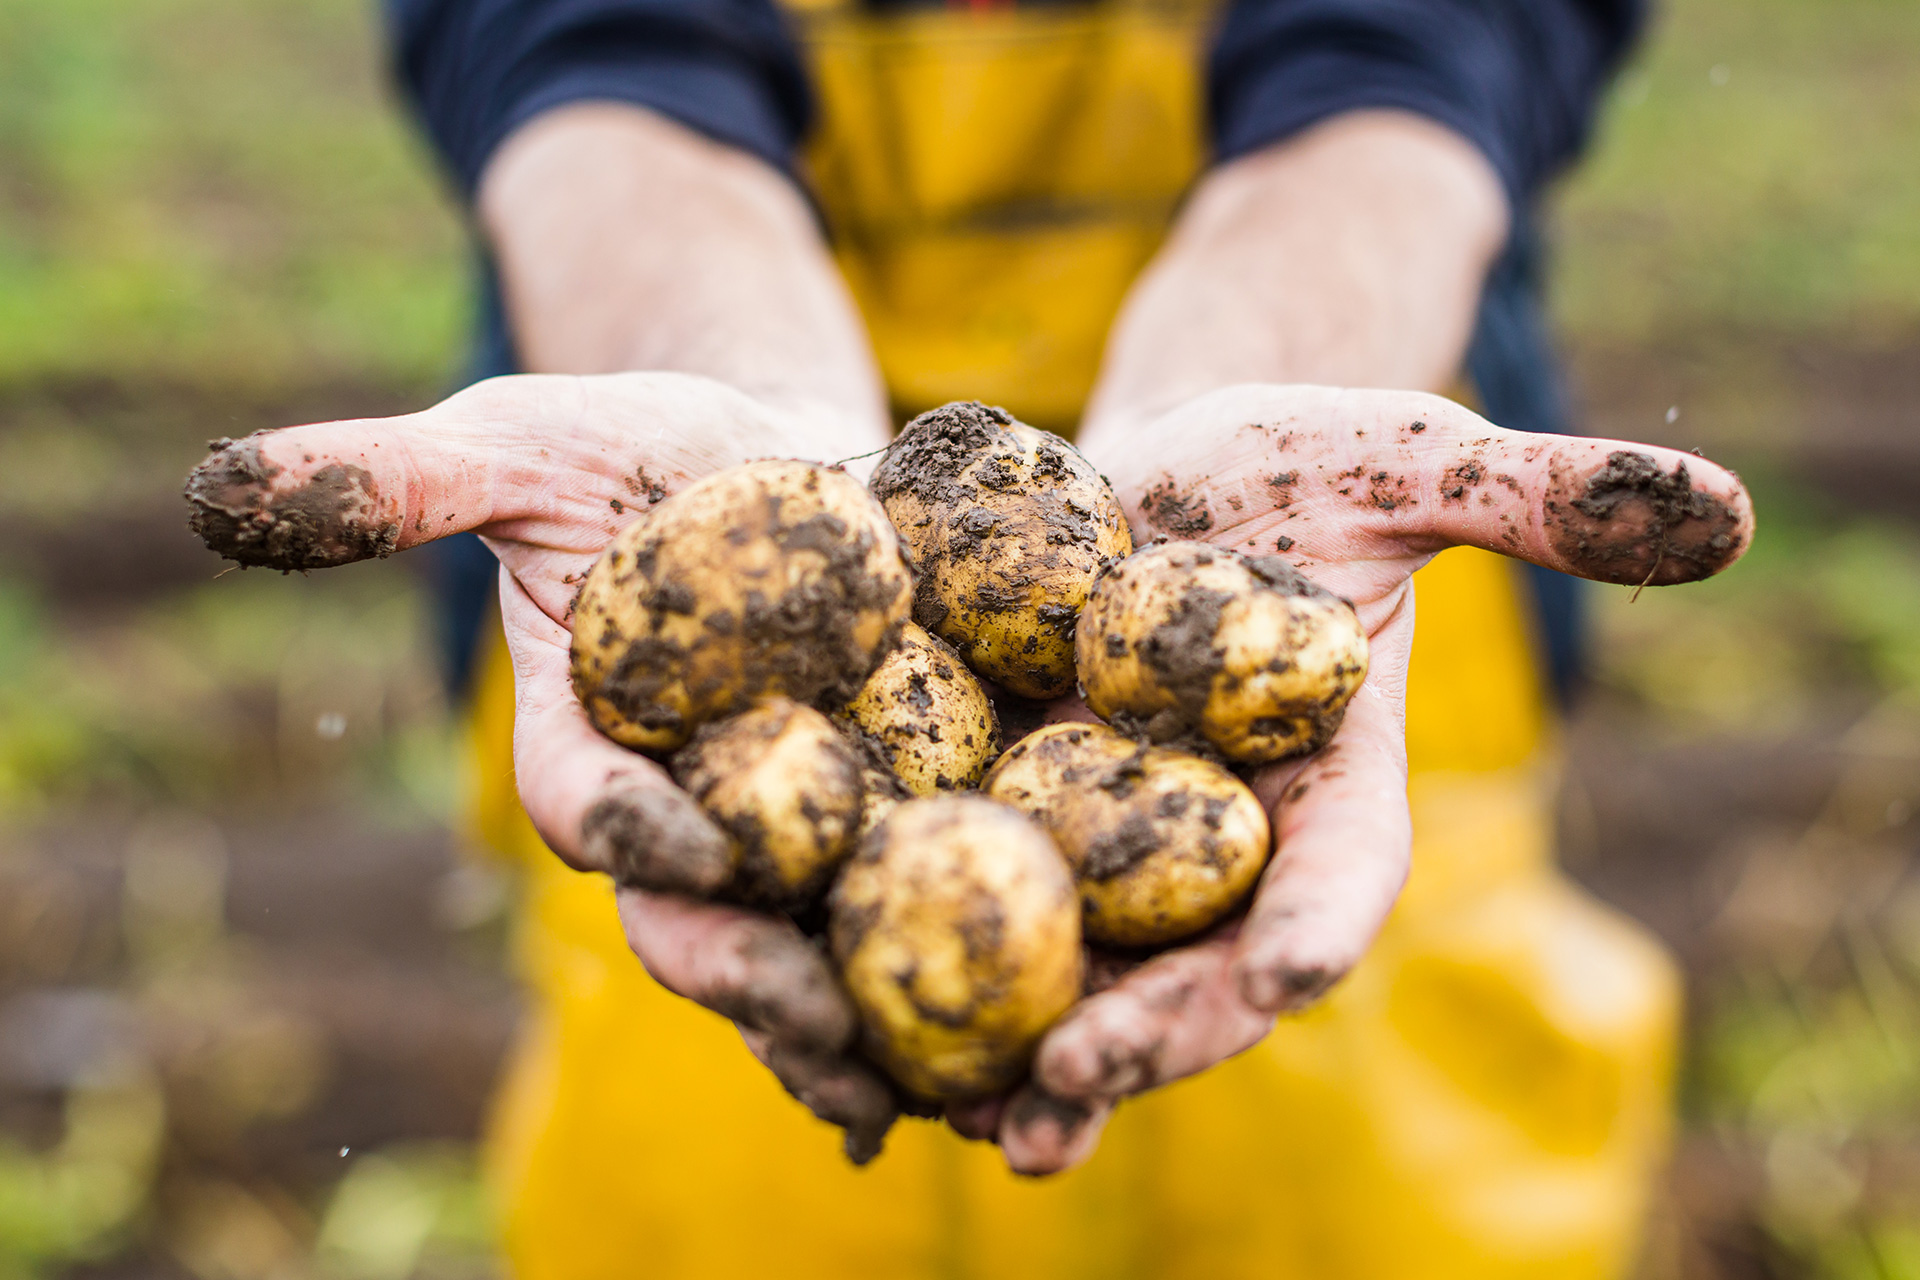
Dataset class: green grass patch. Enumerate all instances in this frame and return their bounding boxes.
[1555,0,1920,344]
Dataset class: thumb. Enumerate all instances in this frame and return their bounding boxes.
[182,370,770,572]
[182,375,540,570]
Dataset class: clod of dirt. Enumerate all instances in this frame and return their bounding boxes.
[1140,480,1214,536]
[1547,449,1747,586]
[184,433,398,570]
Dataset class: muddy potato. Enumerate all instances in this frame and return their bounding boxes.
[1076,542,1367,765]
[838,622,1001,795]
[869,401,1132,700]
[571,460,913,753]
[829,796,1082,1100]
[672,699,864,909]
[985,723,1270,947]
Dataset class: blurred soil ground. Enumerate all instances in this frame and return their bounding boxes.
[1,0,1917,1276]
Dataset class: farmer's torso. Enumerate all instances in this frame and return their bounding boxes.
[471,3,1681,1276]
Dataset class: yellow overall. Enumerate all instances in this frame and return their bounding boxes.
[466,3,1681,1275]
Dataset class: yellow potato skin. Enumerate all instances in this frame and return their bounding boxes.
[571,460,913,753]
[869,402,1132,700]
[853,762,911,843]
[672,699,864,910]
[838,622,1001,795]
[829,796,1082,1100]
[1076,542,1368,765]
[985,722,1271,947]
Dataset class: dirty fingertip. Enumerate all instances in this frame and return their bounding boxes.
[581,778,737,893]
[1034,1018,1146,1099]
[946,1096,1006,1143]
[760,1041,899,1165]
[1234,933,1344,1014]
[1544,446,1755,587]
[728,927,860,1054]
[184,431,398,571]
[1001,1089,1109,1177]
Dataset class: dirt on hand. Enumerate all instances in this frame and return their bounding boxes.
[184,433,399,570]
[1547,448,1748,586]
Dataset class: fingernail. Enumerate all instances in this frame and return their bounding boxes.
[763,1042,897,1165]
[582,781,736,894]
[1005,1091,1111,1178]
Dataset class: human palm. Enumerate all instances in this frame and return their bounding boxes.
[963,383,1751,1171]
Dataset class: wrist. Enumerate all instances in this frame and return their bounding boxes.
[479,103,891,445]
[1081,110,1508,452]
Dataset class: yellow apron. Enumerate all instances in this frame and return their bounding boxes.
[468,5,1680,1275]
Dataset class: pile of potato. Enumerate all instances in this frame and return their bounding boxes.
[569,401,1368,1111]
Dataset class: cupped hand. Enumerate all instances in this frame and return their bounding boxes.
[183,371,903,1162]
[967,383,1754,1174]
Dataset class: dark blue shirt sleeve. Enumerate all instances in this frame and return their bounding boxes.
[385,0,812,195]
[1208,0,1645,208]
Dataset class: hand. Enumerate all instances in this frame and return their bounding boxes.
[183,371,903,1162]
[963,383,1754,1174]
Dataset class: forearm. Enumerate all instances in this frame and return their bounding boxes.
[1080,111,1509,451]
[478,103,889,454]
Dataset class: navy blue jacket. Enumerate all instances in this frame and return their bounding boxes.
[386,0,1641,210]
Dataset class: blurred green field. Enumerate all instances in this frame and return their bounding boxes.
[0,0,1916,396]
[0,1,1916,1278]
[1557,0,1920,346]
[0,0,464,395]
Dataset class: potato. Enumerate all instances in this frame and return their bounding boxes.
[571,460,913,753]
[829,796,1082,1100]
[984,723,1271,947]
[671,699,865,910]
[854,761,912,842]
[869,401,1132,700]
[1076,542,1367,765]
[838,622,1001,795]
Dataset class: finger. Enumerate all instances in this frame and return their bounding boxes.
[1234,674,1412,1013]
[945,1095,1006,1142]
[997,1088,1112,1177]
[1032,936,1274,1100]
[501,570,735,892]
[1122,387,1754,588]
[739,1028,900,1166]
[181,371,754,571]
[617,888,858,1056]
[1383,396,1755,586]
[183,375,556,570]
